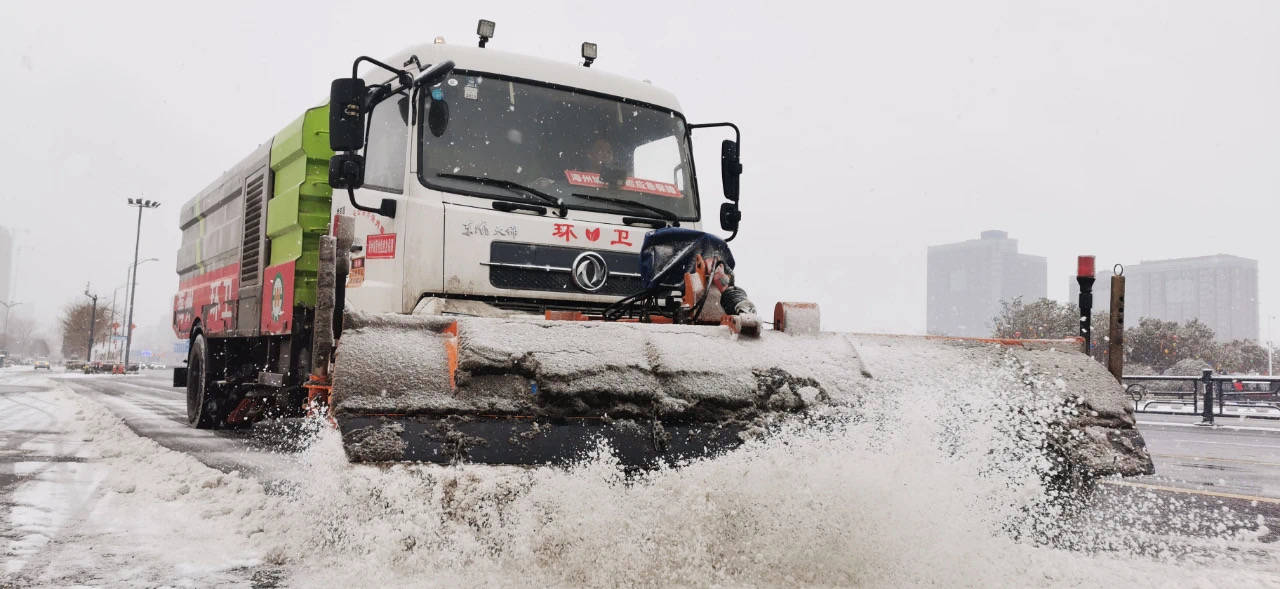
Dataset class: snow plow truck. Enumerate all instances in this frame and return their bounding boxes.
[171,22,1152,477]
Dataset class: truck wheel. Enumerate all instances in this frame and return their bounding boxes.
[187,333,226,428]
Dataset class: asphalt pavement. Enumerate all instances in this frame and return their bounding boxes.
[1130,412,1280,500]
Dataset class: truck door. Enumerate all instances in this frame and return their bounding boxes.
[341,94,410,314]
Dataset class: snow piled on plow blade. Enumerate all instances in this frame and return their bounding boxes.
[331,312,1152,476]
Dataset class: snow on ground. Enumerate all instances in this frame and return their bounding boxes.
[1,374,267,586]
[3,370,1280,587]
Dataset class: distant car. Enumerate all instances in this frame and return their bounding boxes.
[33,360,51,370]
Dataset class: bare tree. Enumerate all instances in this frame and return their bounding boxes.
[59,300,112,360]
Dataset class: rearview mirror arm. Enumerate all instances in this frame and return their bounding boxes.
[345,186,397,219]
[350,56,413,88]
[690,122,743,242]
[687,122,740,148]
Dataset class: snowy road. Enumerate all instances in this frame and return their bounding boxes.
[0,368,275,586]
[4,366,1280,587]
[54,370,306,478]
[1131,414,1280,500]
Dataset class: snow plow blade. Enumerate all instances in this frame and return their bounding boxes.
[330,312,1153,476]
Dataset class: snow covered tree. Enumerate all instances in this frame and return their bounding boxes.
[992,297,1077,340]
[1125,318,1219,373]
[991,298,1109,362]
[994,301,1265,376]
[1210,339,1270,374]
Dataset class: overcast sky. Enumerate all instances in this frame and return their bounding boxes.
[1,0,1277,347]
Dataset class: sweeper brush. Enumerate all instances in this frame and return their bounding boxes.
[320,229,1152,476]
[329,315,1151,476]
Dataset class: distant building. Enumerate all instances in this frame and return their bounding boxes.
[927,230,1047,337]
[0,226,11,304]
[1123,254,1258,341]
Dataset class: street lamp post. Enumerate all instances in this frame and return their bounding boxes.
[123,198,160,370]
[0,300,23,351]
[109,285,124,359]
[117,258,158,363]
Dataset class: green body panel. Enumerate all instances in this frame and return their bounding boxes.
[267,104,333,308]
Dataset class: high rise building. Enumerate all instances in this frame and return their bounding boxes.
[927,230,1047,337]
[1123,254,1258,341]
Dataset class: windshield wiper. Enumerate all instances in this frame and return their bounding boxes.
[571,192,679,227]
[436,173,567,217]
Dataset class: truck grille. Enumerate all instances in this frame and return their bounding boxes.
[486,241,643,297]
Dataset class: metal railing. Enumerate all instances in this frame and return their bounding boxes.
[1123,371,1280,423]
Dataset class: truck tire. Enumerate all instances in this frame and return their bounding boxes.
[187,333,227,428]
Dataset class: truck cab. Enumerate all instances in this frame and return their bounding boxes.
[336,42,734,316]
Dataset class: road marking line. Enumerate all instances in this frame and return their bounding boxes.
[1101,479,1280,504]
[1151,453,1280,468]
[1160,440,1280,450]
[1137,420,1280,434]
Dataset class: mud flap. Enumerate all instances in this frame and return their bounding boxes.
[172,366,188,388]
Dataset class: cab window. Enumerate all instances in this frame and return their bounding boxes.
[363,94,409,193]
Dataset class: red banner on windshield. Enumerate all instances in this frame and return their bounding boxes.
[564,170,683,198]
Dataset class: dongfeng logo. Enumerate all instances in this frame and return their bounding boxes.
[270,274,284,321]
[571,252,608,292]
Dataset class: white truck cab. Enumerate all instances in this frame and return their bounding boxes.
[333,39,741,316]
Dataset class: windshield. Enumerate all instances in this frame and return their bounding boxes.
[418,72,698,220]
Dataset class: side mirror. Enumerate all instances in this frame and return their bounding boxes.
[330,78,368,151]
[329,153,365,189]
[720,139,742,202]
[720,202,741,233]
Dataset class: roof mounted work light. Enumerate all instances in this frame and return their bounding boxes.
[581,42,597,67]
[477,19,495,47]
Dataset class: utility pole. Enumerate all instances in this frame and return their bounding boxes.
[83,285,98,362]
[109,285,123,361]
[123,198,160,370]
